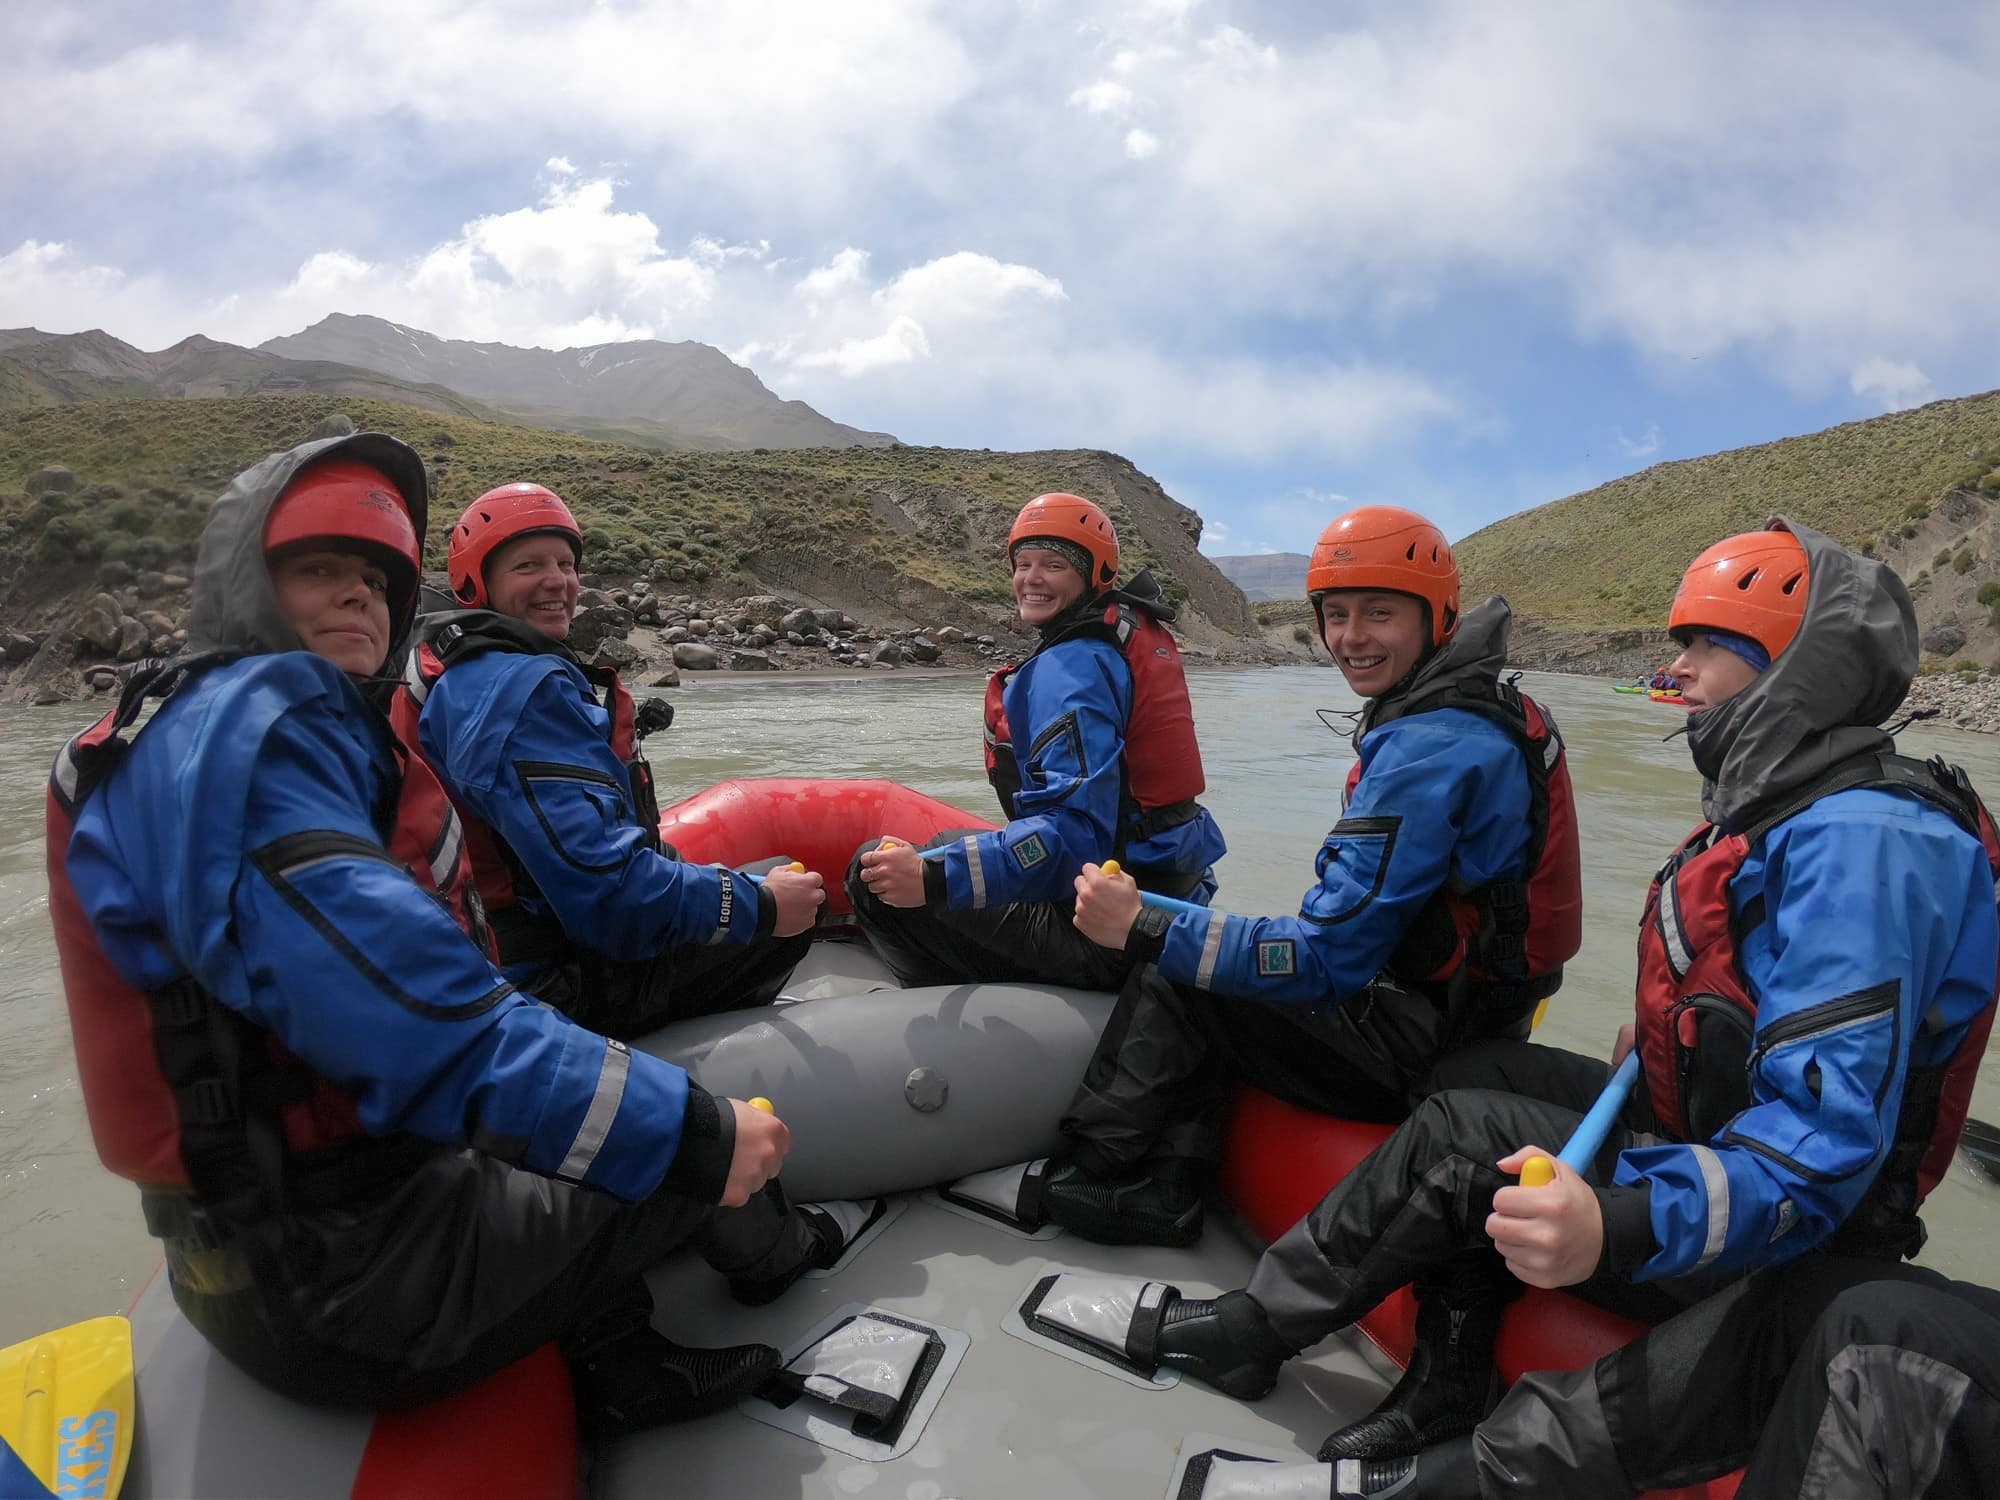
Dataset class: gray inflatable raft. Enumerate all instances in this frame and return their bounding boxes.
[118,942,1391,1499]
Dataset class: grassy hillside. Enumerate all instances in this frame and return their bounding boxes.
[1458,390,2000,630]
[0,394,1252,634]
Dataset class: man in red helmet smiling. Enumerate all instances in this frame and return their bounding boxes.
[50,434,849,1438]
[846,491,1226,990]
[1133,520,1997,1499]
[1044,505,1581,1248]
[392,481,826,1039]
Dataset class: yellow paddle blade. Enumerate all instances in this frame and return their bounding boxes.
[0,1316,133,1499]
[1530,996,1551,1032]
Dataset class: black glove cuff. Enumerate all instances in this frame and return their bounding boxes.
[661,1085,735,1202]
[1594,1183,1657,1276]
[923,857,948,909]
[1125,903,1172,964]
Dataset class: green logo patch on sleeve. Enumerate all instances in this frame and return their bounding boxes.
[1011,832,1050,871]
[1256,939,1297,977]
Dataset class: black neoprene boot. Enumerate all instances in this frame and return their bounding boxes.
[1036,1156,1205,1247]
[1328,1438,1479,1499]
[728,1197,888,1307]
[1152,1289,1295,1399]
[570,1324,782,1440]
[1317,1291,1503,1461]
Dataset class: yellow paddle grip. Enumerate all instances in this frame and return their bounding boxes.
[1101,859,1123,877]
[748,1097,775,1114]
[1519,1155,1556,1188]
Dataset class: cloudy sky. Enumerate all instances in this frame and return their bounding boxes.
[4,1,1996,554]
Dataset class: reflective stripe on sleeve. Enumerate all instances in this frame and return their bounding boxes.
[429,809,464,890]
[1194,910,1225,990]
[962,834,987,909]
[559,1038,631,1180]
[1687,1143,1732,1270]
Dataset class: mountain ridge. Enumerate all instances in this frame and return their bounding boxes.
[260,313,895,452]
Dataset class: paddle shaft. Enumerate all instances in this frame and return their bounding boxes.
[1097,860,1206,918]
[1520,1052,1642,1187]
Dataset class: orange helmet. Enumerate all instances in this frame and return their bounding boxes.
[1669,529,1808,660]
[1306,505,1459,645]
[448,482,584,608]
[1008,492,1118,591]
[264,457,422,624]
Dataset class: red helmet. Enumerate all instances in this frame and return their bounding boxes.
[264,457,422,623]
[448,482,584,608]
[1008,492,1118,591]
[1306,505,1459,645]
[1669,529,1808,660]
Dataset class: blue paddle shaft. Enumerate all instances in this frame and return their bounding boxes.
[1558,1052,1642,1170]
[1137,889,1206,919]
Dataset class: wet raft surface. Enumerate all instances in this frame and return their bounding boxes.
[615,1191,1390,1499]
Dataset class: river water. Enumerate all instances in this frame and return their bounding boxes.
[3,666,1996,1343]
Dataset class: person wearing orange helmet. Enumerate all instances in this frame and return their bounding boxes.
[50,434,858,1438]
[1132,518,1996,1491]
[1041,504,1581,1247]
[845,491,1226,993]
[390,481,825,1040]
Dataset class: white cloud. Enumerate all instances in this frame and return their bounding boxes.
[1850,358,1937,413]
[1071,80,1135,115]
[797,249,870,304]
[1617,423,1662,459]
[1124,128,1160,160]
[793,315,932,376]
[876,252,1067,326]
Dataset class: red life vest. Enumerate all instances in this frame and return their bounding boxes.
[389,611,663,967]
[45,658,483,1218]
[1634,751,2000,1252]
[984,594,1206,857]
[1345,681,1584,1038]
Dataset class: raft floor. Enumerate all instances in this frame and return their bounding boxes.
[612,1190,1392,1499]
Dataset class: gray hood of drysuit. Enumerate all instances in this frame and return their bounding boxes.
[185,431,431,669]
[1684,515,1916,834]
[1355,593,1513,743]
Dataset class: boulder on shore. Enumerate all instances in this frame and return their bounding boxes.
[673,642,721,671]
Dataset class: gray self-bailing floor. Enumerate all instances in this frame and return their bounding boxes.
[614,1193,1394,1500]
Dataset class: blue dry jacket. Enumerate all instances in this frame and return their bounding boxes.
[417,649,768,977]
[66,654,694,1204]
[936,635,1226,909]
[1616,787,1998,1281]
[1149,707,1531,1004]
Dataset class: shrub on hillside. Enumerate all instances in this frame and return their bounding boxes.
[1954,546,1978,574]
[1978,581,2000,607]
[1904,500,1931,519]
[1935,547,1954,566]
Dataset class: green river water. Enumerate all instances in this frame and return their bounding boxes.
[2,665,1995,1343]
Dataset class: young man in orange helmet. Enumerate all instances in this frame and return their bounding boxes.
[846,491,1226,991]
[1134,521,1997,1497]
[49,435,851,1438]
[390,482,825,1039]
[1046,505,1582,1247]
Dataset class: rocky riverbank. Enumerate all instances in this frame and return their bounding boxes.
[1,562,1288,705]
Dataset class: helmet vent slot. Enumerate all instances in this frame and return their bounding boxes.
[1736,568,1760,590]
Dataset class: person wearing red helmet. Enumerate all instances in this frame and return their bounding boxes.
[1135,519,1996,1491]
[49,433,859,1440]
[390,480,825,1040]
[845,491,1226,995]
[1041,504,1582,1247]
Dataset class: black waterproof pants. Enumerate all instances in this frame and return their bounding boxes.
[166,1147,820,1410]
[1055,961,1456,1176]
[1470,1257,2000,1499]
[844,833,1136,991]
[530,852,814,1040]
[1245,1040,1698,1350]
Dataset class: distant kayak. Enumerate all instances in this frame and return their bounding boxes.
[1612,684,1650,694]
[1650,689,1688,706]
